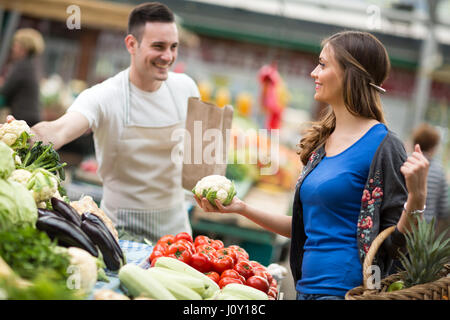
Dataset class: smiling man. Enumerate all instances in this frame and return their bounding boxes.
[20,2,200,242]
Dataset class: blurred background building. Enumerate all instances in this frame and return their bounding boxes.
[1,0,449,149]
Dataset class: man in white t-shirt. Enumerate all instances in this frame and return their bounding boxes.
[12,2,200,242]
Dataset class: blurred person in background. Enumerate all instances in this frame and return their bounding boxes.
[0,28,44,127]
[411,123,449,227]
[196,31,430,300]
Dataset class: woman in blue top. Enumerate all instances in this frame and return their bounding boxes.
[195,31,430,300]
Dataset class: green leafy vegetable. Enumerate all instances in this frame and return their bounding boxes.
[0,179,37,231]
[0,226,70,281]
[10,130,31,151]
[19,141,67,180]
[0,271,80,300]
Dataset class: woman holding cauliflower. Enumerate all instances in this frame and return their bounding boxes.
[195,31,430,300]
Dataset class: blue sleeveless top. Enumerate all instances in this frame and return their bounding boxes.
[297,123,388,296]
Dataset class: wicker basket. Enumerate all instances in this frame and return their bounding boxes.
[345,226,450,300]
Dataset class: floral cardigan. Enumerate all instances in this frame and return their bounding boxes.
[289,130,408,284]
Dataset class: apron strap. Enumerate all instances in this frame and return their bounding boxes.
[123,69,183,125]
[164,77,184,122]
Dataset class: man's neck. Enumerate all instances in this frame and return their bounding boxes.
[129,66,162,92]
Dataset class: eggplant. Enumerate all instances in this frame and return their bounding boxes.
[36,215,98,257]
[82,212,125,264]
[81,219,122,271]
[51,197,82,227]
[37,208,60,219]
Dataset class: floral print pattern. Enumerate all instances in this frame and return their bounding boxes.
[357,170,383,260]
[296,150,322,188]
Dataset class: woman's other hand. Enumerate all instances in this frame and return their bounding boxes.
[400,144,429,204]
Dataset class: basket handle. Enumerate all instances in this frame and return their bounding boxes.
[362,225,396,289]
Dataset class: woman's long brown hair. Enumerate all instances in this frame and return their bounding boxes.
[298,31,391,165]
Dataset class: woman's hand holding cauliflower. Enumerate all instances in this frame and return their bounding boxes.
[192,175,247,214]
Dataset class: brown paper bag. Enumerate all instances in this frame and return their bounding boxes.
[182,97,234,191]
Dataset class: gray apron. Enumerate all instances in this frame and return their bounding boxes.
[101,69,191,243]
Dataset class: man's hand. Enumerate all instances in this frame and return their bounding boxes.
[32,112,90,150]
[0,114,16,129]
[5,115,14,123]
[3,112,90,150]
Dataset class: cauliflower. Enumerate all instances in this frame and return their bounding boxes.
[7,169,32,186]
[0,120,31,149]
[8,168,62,206]
[65,247,98,296]
[192,175,236,206]
[53,246,108,297]
[26,168,59,203]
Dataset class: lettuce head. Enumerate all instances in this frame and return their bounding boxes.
[0,141,14,179]
[0,179,37,231]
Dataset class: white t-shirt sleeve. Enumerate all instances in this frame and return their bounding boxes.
[66,87,101,130]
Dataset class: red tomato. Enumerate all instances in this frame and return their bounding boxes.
[157,234,176,246]
[190,252,212,273]
[212,255,234,274]
[248,260,264,270]
[234,260,254,279]
[195,244,216,255]
[234,253,249,263]
[211,239,224,250]
[267,287,278,299]
[220,269,241,280]
[214,248,237,264]
[174,232,193,243]
[218,277,243,289]
[153,242,169,253]
[194,235,212,247]
[176,239,195,254]
[227,245,249,260]
[149,249,165,262]
[253,269,273,284]
[166,243,192,264]
[204,271,220,284]
[150,256,161,267]
[270,278,278,288]
[246,275,270,293]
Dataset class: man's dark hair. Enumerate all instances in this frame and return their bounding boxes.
[128,2,175,43]
[412,123,441,153]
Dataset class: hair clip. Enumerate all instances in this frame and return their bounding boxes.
[369,82,386,94]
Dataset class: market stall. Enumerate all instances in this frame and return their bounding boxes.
[0,119,288,300]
